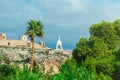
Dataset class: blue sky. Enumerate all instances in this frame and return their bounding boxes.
[0,0,120,49]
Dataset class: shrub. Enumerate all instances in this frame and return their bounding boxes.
[49,59,96,80]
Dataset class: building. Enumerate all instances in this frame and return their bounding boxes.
[0,33,45,49]
[19,35,28,41]
[0,33,6,40]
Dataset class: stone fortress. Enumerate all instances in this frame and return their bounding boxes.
[0,33,45,49]
[0,33,66,51]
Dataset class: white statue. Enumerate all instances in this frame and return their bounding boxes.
[56,35,62,50]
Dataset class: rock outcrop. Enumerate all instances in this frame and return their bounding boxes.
[0,46,72,74]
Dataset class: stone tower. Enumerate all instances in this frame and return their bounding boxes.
[0,33,6,40]
[56,35,62,50]
[19,35,28,41]
[39,41,45,48]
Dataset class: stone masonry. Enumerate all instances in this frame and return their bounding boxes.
[0,33,45,49]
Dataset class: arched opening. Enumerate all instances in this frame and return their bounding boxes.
[8,42,10,46]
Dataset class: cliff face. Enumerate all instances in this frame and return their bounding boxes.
[0,47,72,74]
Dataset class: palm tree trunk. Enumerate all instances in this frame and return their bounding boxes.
[29,38,35,73]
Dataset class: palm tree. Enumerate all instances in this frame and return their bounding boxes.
[37,21,44,41]
[25,20,44,73]
[37,21,45,48]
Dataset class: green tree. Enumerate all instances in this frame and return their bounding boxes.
[0,64,20,80]
[73,38,91,64]
[90,21,119,49]
[25,20,44,73]
[0,53,9,64]
[37,21,44,41]
[73,19,120,79]
[113,19,120,37]
[113,47,120,80]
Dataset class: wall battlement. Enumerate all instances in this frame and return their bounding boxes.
[0,33,6,40]
[0,33,45,49]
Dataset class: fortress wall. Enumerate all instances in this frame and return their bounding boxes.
[0,40,9,46]
[34,43,42,49]
[0,39,42,49]
[0,40,28,47]
[8,40,28,47]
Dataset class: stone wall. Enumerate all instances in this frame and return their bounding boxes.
[0,39,45,49]
[0,40,28,47]
[0,33,44,49]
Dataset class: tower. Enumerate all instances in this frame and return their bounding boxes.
[56,35,62,50]
[0,33,6,40]
[19,35,28,41]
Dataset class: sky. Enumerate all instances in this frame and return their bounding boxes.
[0,0,120,49]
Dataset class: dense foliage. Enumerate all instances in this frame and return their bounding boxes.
[0,60,95,80]
[0,64,43,80]
[73,19,120,80]
[49,59,96,80]
[0,53,9,64]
